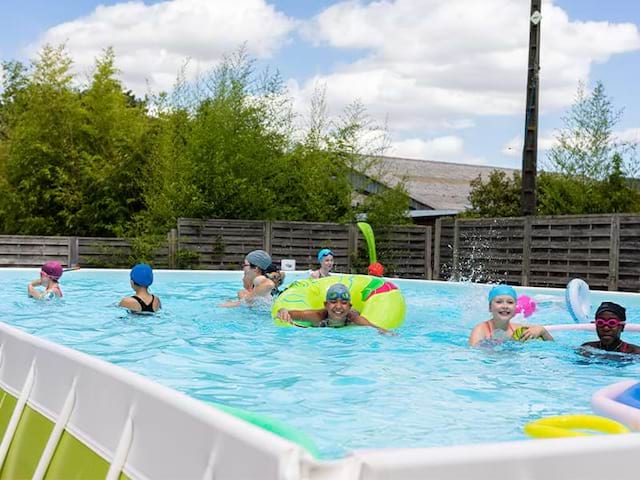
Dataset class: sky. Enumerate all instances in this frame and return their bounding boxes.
[1,0,639,170]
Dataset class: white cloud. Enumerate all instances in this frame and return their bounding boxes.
[614,128,640,145]
[391,136,463,160]
[297,0,640,133]
[389,135,486,165]
[27,0,295,95]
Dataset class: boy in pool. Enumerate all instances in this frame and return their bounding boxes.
[469,284,552,346]
[310,248,334,279]
[581,302,640,354]
[28,261,63,299]
[276,283,394,335]
[119,263,161,313]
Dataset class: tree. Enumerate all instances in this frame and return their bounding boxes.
[546,81,636,180]
[465,81,640,218]
[0,45,85,235]
[465,170,522,218]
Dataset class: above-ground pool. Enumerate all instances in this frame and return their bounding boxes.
[2,268,640,459]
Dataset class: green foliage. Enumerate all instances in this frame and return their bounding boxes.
[0,45,409,238]
[359,183,412,226]
[466,82,640,218]
[464,170,522,218]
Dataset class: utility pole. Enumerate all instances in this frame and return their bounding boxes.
[521,0,541,216]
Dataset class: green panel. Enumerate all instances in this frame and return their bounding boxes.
[0,403,53,479]
[45,430,118,480]
[0,391,18,439]
[0,388,128,480]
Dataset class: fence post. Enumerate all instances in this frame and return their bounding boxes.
[68,237,79,267]
[452,219,460,281]
[167,229,178,269]
[521,216,532,286]
[424,226,432,280]
[608,214,620,291]
[433,218,442,280]
[348,224,358,272]
[264,221,272,252]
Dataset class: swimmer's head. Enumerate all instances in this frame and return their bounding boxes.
[131,263,153,287]
[245,250,272,271]
[326,283,351,302]
[41,261,63,281]
[317,248,334,262]
[488,285,517,305]
[595,301,626,322]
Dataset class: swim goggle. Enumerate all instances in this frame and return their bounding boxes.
[593,318,625,328]
[326,291,350,302]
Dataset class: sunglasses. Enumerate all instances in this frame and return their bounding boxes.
[326,291,350,302]
[594,318,625,328]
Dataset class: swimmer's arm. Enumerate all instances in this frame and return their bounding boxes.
[242,273,252,291]
[347,311,396,336]
[119,297,141,311]
[309,270,320,279]
[27,279,44,299]
[245,277,275,301]
[520,325,554,341]
[277,308,323,325]
[468,322,490,347]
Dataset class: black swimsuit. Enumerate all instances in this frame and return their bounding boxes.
[131,295,156,313]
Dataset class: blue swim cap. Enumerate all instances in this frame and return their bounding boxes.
[488,285,517,304]
[317,248,334,262]
[131,263,153,287]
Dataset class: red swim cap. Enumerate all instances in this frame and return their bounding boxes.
[368,262,384,277]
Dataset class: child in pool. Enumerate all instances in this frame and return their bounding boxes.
[119,263,161,313]
[469,285,552,346]
[28,261,63,299]
[581,302,640,354]
[221,250,283,307]
[310,248,334,279]
[276,283,394,335]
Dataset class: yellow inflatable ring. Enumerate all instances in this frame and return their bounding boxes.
[272,274,406,330]
[524,414,630,438]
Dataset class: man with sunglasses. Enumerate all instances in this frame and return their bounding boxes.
[581,302,640,354]
[276,284,394,335]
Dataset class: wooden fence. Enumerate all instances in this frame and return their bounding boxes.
[0,219,433,279]
[434,214,640,292]
[3,213,640,290]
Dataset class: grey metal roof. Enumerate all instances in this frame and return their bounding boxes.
[369,156,517,212]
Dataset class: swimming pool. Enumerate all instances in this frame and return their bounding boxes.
[3,268,640,459]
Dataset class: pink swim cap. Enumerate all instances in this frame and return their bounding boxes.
[41,261,63,281]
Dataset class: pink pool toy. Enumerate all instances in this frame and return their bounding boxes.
[515,295,536,318]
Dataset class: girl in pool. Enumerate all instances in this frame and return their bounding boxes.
[469,285,553,346]
[310,248,334,279]
[28,261,64,299]
[276,283,394,335]
[119,263,161,313]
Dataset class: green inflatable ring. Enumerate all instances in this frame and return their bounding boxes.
[211,403,320,458]
[272,274,406,330]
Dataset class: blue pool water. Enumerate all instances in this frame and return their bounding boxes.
[2,268,640,459]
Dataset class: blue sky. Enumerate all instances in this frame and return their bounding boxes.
[1,0,638,170]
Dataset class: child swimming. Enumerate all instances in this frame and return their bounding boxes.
[276,283,394,335]
[119,263,161,313]
[27,261,64,299]
[469,284,552,346]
